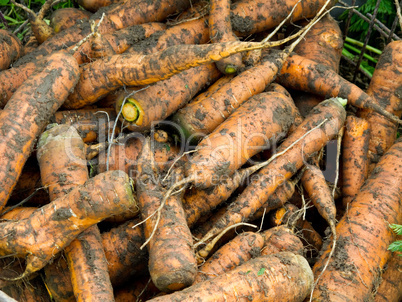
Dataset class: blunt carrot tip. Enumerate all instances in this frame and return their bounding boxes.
[334,97,348,107]
[122,99,141,123]
[224,64,237,74]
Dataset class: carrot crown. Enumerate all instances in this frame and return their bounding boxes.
[121,98,144,126]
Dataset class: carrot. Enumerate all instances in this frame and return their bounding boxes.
[23,33,39,55]
[37,124,115,302]
[357,40,402,171]
[374,249,402,302]
[2,275,51,302]
[276,53,402,125]
[185,85,299,188]
[341,115,370,211]
[0,170,135,280]
[91,22,167,59]
[0,207,37,221]
[77,0,121,13]
[147,252,314,302]
[50,7,92,33]
[50,108,118,143]
[311,138,402,302]
[196,97,346,256]
[136,139,197,292]
[261,225,304,256]
[0,29,23,70]
[115,64,220,131]
[0,51,79,211]
[194,231,264,284]
[114,278,161,302]
[209,0,243,74]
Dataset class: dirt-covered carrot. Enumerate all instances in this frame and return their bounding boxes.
[136,140,197,292]
[115,64,220,131]
[2,275,51,302]
[37,124,115,302]
[77,0,121,12]
[196,97,346,256]
[194,231,264,284]
[374,249,402,302]
[147,252,314,302]
[185,86,298,188]
[358,41,402,171]
[0,29,23,70]
[276,53,401,124]
[261,225,304,256]
[341,115,370,210]
[0,207,37,220]
[209,0,243,74]
[311,138,402,301]
[114,277,161,302]
[50,7,92,33]
[91,22,167,58]
[0,51,79,211]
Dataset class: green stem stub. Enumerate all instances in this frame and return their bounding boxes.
[122,98,141,123]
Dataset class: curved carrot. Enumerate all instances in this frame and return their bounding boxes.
[276,53,401,124]
[194,231,264,284]
[147,252,314,302]
[261,225,304,256]
[0,29,23,70]
[197,97,346,255]
[311,138,402,301]
[209,0,243,74]
[186,85,298,188]
[358,40,402,171]
[0,51,79,211]
[115,64,221,131]
[341,115,370,210]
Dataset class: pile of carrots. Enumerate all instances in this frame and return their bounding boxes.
[0,0,401,301]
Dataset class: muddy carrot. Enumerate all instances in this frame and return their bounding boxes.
[0,51,79,211]
[374,249,402,302]
[50,7,92,33]
[77,0,121,12]
[0,29,23,70]
[261,225,304,256]
[311,138,402,301]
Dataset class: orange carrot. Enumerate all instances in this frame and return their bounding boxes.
[0,29,23,70]
[77,0,121,12]
[50,7,92,33]
[357,41,402,172]
[1,275,51,301]
[374,249,402,302]
[0,51,79,211]
[115,64,221,131]
[209,0,243,74]
[194,231,264,284]
[147,252,314,302]
[261,225,304,256]
[311,138,402,301]
[196,97,345,256]
[341,115,370,210]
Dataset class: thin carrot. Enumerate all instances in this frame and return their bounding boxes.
[147,252,314,302]
[357,40,402,171]
[0,29,23,70]
[261,225,304,256]
[194,231,264,284]
[196,97,346,256]
[0,51,79,211]
[115,64,221,131]
[276,53,402,124]
[209,0,243,74]
[311,138,402,301]
[2,275,51,302]
[341,115,370,211]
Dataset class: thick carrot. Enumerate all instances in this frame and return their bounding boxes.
[341,115,370,210]
[374,249,402,302]
[185,85,298,188]
[91,22,167,58]
[0,170,135,280]
[115,64,221,131]
[276,53,401,124]
[147,252,314,302]
[0,29,23,70]
[0,207,37,221]
[357,41,402,171]
[37,124,115,302]
[194,231,264,284]
[136,140,197,292]
[197,97,346,255]
[77,0,121,12]
[311,138,402,301]
[209,0,243,74]
[63,40,297,109]
[50,7,92,33]
[261,225,304,256]
[0,51,79,211]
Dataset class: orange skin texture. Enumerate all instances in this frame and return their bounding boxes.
[194,232,264,284]
[199,98,345,246]
[50,7,92,33]
[341,116,370,209]
[187,85,298,188]
[76,0,120,12]
[261,225,304,256]
[0,29,23,70]
[0,51,79,211]
[148,252,314,302]
[374,249,402,302]
[358,41,402,172]
[312,139,402,302]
